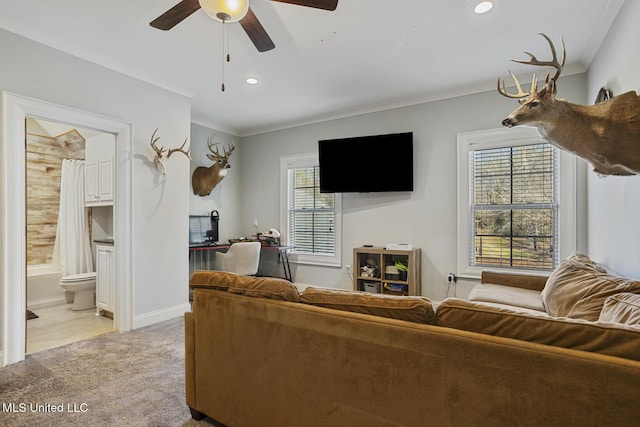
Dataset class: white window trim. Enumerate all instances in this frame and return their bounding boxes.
[280,153,342,267]
[457,127,578,279]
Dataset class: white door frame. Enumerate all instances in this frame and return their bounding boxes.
[1,92,133,366]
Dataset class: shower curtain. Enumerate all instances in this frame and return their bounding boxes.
[52,159,94,276]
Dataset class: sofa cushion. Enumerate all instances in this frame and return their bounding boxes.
[300,287,436,324]
[437,298,640,361]
[469,283,546,312]
[227,277,300,302]
[481,270,548,291]
[190,271,300,302]
[599,293,640,326]
[189,270,231,291]
[541,252,640,321]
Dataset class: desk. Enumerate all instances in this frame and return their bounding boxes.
[189,244,293,282]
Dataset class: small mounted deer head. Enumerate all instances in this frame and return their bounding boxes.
[498,33,640,175]
[192,134,236,196]
[150,128,191,174]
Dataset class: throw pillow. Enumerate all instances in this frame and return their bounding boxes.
[300,287,436,324]
[541,252,640,321]
[598,293,640,326]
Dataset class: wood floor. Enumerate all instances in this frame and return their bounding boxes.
[26,304,114,354]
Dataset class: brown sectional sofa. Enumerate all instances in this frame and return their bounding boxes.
[438,253,640,361]
[186,262,640,427]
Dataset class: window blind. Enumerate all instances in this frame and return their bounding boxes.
[287,166,335,255]
[470,143,558,270]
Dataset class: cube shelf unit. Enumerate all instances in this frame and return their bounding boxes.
[353,246,421,296]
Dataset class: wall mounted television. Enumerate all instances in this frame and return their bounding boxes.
[318,132,413,193]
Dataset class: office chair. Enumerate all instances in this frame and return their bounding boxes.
[217,242,261,276]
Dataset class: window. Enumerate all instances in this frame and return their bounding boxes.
[280,153,341,267]
[457,128,578,277]
[472,143,557,269]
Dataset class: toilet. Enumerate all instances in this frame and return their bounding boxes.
[60,272,97,311]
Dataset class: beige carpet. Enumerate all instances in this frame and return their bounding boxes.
[0,317,220,426]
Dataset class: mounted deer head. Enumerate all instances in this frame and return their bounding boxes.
[150,128,191,174]
[498,33,640,176]
[192,135,236,196]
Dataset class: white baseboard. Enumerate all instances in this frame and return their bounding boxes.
[133,303,191,329]
[27,297,67,310]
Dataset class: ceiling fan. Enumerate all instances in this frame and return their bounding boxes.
[150,0,339,52]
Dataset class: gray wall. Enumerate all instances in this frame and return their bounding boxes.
[0,28,191,325]
[586,0,640,278]
[238,74,588,300]
[189,122,243,244]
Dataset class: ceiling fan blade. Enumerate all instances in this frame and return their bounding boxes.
[270,0,338,11]
[150,0,202,31]
[239,7,276,53]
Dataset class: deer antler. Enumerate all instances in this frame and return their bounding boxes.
[513,33,565,82]
[150,128,190,174]
[150,128,166,156]
[498,71,538,99]
[206,135,234,160]
[167,138,191,160]
[223,143,235,156]
[498,33,565,99]
[207,134,217,151]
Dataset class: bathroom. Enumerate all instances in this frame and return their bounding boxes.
[25,118,114,353]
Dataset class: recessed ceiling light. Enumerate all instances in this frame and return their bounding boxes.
[245,77,259,85]
[473,1,494,14]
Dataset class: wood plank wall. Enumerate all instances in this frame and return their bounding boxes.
[26,130,85,266]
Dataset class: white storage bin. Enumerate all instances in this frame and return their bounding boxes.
[363,281,381,293]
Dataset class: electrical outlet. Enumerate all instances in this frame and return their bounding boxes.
[447,273,457,284]
[253,219,258,227]
[345,265,351,274]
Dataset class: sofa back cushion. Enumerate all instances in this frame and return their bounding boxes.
[599,293,640,326]
[190,269,232,291]
[300,287,436,324]
[469,283,545,312]
[481,270,548,291]
[541,252,640,321]
[437,298,640,361]
[190,270,299,302]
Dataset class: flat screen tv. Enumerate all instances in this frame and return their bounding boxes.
[318,132,413,193]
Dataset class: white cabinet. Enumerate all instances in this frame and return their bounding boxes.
[96,244,115,314]
[85,134,115,206]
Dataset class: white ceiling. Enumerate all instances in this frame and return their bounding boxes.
[0,0,625,136]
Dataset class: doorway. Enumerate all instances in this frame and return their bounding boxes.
[25,118,115,353]
[1,92,133,366]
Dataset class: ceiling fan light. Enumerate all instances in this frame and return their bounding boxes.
[199,0,249,23]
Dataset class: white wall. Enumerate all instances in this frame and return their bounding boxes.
[0,28,191,326]
[586,0,640,279]
[189,122,243,243]
[240,74,588,300]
